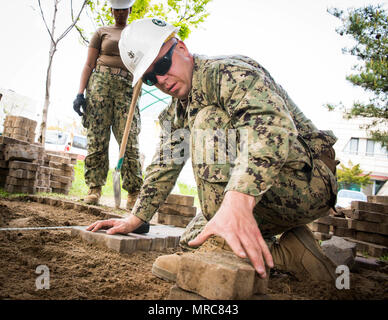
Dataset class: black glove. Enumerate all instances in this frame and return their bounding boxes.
[73,93,86,116]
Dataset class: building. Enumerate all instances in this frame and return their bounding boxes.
[329,110,388,195]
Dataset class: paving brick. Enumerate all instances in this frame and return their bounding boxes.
[321,236,357,268]
[315,215,334,225]
[159,203,196,217]
[4,144,44,162]
[166,194,195,207]
[8,168,37,180]
[62,200,75,209]
[5,176,35,187]
[313,231,332,241]
[344,209,388,224]
[343,237,388,257]
[157,212,192,228]
[71,226,138,254]
[332,226,355,238]
[351,201,388,215]
[355,231,388,246]
[46,154,71,165]
[308,222,330,234]
[9,160,39,171]
[176,251,256,300]
[367,196,388,205]
[5,184,35,194]
[35,180,50,188]
[0,136,29,145]
[50,174,72,185]
[348,219,388,236]
[38,166,53,175]
[167,285,206,300]
[354,256,383,271]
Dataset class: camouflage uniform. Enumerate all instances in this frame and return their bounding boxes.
[131,54,338,247]
[82,68,143,193]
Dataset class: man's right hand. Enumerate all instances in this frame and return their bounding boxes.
[86,214,143,235]
[73,93,86,116]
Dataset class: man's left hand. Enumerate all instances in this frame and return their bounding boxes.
[188,191,274,278]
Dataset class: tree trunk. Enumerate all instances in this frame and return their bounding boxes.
[38,0,58,145]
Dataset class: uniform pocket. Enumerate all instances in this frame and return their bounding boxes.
[193,163,231,183]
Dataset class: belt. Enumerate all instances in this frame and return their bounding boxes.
[95,65,131,79]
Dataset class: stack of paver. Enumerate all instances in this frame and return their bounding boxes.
[44,153,75,195]
[0,137,45,193]
[167,251,269,300]
[309,197,388,257]
[0,114,76,195]
[157,194,196,228]
[3,115,37,143]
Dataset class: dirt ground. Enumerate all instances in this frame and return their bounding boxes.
[0,197,387,300]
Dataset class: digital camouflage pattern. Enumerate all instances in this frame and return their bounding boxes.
[131,54,338,242]
[83,69,143,193]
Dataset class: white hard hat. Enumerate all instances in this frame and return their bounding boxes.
[109,0,135,9]
[119,18,179,86]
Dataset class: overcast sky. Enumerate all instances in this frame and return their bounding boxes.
[0,0,385,183]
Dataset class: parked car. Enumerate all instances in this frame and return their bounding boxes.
[45,130,87,160]
[335,189,367,209]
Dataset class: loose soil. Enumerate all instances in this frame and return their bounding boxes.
[0,198,387,300]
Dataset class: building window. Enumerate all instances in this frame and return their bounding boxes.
[366,139,375,156]
[343,137,359,155]
[366,139,388,158]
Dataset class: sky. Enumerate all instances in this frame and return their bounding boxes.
[0,0,385,186]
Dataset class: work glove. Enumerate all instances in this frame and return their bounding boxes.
[73,93,86,116]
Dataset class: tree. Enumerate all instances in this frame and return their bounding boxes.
[337,160,372,190]
[37,0,88,145]
[326,5,388,148]
[75,0,212,43]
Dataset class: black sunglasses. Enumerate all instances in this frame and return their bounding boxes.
[142,41,177,86]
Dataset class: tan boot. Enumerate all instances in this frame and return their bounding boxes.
[126,191,140,210]
[271,225,336,282]
[84,186,101,205]
[152,252,184,282]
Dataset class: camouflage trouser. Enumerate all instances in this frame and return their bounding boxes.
[82,69,143,193]
[179,105,337,249]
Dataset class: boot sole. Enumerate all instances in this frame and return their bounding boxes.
[291,225,336,280]
[152,264,176,282]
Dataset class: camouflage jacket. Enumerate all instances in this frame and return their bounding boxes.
[132,54,337,222]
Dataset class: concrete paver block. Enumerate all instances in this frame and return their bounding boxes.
[167,285,206,300]
[159,203,196,217]
[157,212,192,228]
[351,201,388,214]
[176,251,256,300]
[166,194,195,207]
[308,222,330,234]
[321,236,357,268]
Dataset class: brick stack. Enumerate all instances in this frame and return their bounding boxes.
[0,116,76,195]
[157,194,196,228]
[44,153,75,195]
[3,115,37,143]
[0,138,45,193]
[310,198,388,257]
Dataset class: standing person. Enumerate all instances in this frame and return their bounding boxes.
[73,0,143,209]
[87,18,339,282]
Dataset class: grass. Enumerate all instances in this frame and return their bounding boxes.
[69,160,128,198]
[378,255,388,263]
[177,181,199,208]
